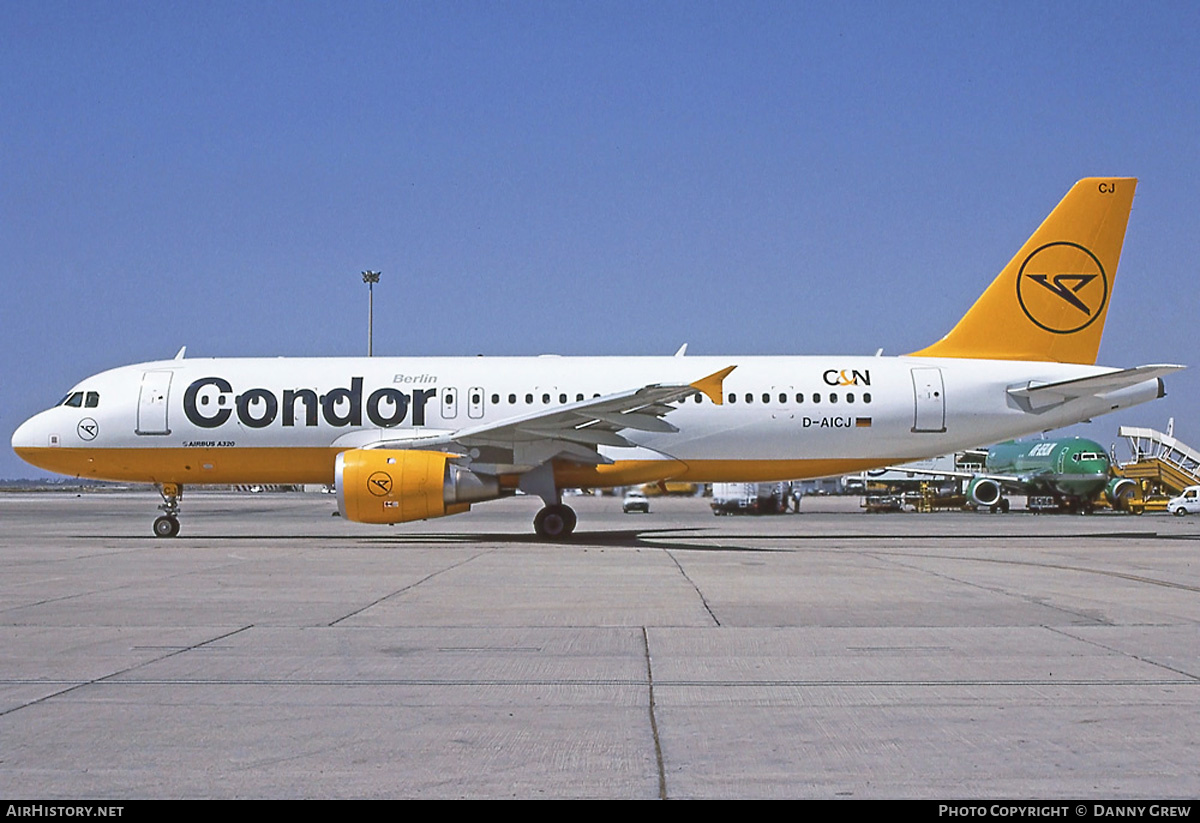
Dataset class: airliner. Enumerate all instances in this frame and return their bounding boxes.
[11,178,1182,539]
[889,437,1126,513]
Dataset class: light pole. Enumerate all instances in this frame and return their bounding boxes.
[362,270,381,356]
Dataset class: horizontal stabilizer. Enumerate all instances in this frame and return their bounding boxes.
[1007,364,1184,402]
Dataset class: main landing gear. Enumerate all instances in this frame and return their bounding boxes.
[533,503,577,540]
[153,482,182,538]
[521,464,577,540]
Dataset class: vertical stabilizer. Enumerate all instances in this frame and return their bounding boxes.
[910,178,1136,364]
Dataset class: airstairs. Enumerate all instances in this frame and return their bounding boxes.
[1114,424,1200,495]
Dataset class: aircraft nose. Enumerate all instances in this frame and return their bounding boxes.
[12,415,37,451]
[12,410,52,452]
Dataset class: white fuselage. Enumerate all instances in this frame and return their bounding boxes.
[12,354,1163,487]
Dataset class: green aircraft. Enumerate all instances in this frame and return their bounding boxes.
[963,437,1132,513]
[889,437,1133,512]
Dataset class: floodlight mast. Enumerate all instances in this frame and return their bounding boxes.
[362,270,381,357]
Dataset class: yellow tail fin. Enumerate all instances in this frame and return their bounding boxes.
[910,177,1136,364]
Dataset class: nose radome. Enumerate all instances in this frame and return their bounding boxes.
[12,415,37,450]
[12,411,54,452]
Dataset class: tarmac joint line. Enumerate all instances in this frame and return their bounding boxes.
[0,624,253,719]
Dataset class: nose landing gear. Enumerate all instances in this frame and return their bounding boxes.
[153,483,182,538]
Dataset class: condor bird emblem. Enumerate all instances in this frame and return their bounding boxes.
[1016,241,1108,334]
[367,471,393,496]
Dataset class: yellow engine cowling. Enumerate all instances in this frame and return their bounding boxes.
[335,449,501,524]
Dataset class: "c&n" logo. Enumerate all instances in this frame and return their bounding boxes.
[1016,241,1108,334]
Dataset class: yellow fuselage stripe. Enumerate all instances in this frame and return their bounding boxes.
[15,446,898,487]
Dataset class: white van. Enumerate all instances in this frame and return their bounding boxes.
[1168,485,1200,516]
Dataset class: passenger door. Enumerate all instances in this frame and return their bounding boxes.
[136,371,173,435]
[911,368,945,433]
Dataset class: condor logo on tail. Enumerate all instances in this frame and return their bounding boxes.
[1016,241,1108,334]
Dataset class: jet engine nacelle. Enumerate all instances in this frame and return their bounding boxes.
[1105,477,1137,510]
[335,449,501,524]
[967,476,1002,508]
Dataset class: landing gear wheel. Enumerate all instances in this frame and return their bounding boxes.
[153,515,180,538]
[999,498,1010,513]
[534,504,577,540]
[154,482,183,538]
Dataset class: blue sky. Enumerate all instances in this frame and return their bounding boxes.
[3,1,1198,478]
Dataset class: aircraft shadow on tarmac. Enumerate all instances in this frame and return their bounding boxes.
[95,525,1183,551]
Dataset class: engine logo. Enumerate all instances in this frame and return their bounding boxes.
[367,471,393,496]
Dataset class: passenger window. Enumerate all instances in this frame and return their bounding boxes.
[812,393,820,403]
[491,393,499,405]
[762,393,770,404]
[863,393,872,403]
[576,393,584,402]
[846,393,855,403]
[542,393,550,404]
[745,393,753,403]
[559,393,567,404]
[779,393,786,404]
[829,393,838,403]
[728,393,736,404]
[796,393,803,404]
[525,393,533,404]
[508,393,516,404]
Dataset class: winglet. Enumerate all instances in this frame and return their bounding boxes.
[691,365,736,405]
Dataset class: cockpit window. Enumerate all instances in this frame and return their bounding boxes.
[57,391,99,408]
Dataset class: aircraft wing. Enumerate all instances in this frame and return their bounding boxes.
[882,465,1023,484]
[365,366,736,469]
